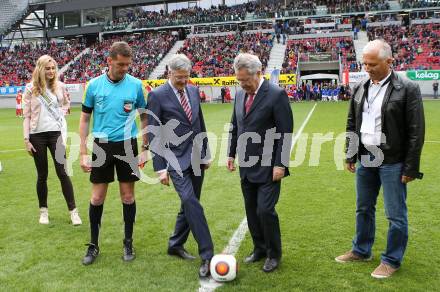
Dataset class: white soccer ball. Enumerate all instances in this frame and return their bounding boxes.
[210,254,238,282]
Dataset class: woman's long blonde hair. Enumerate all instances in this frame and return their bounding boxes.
[31,55,59,97]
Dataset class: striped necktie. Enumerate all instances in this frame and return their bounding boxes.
[178,89,192,122]
[245,93,255,114]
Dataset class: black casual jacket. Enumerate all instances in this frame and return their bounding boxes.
[346,71,425,179]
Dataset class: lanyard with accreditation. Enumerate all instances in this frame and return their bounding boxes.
[361,78,391,135]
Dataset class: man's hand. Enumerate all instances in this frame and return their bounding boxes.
[202,161,211,170]
[80,154,92,173]
[346,163,356,173]
[401,175,415,184]
[273,166,285,181]
[25,140,36,156]
[158,171,170,186]
[138,150,149,169]
[227,157,236,172]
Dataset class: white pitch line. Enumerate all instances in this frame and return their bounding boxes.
[0,148,26,153]
[198,103,317,292]
[198,219,249,292]
[292,103,317,146]
[0,144,80,153]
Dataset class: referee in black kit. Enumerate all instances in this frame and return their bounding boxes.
[79,41,149,265]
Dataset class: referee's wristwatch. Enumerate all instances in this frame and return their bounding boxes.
[141,143,150,150]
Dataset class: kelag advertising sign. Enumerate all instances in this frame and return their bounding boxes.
[406,70,440,81]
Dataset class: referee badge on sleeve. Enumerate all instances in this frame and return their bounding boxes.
[123,100,133,113]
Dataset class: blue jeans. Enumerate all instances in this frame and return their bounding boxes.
[352,162,408,268]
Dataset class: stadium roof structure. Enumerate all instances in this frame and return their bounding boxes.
[1,0,440,46]
[0,0,204,46]
[0,0,29,36]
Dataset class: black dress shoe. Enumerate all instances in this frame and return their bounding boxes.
[262,258,280,273]
[244,252,266,263]
[199,259,210,277]
[167,247,196,260]
[82,243,99,266]
[122,238,135,262]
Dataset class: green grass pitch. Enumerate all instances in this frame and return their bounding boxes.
[0,101,439,291]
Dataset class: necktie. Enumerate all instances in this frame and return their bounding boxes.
[245,94,255,114]
[178,89,192,122]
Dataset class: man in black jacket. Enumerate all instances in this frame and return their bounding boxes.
[335,40,425,279]
[227,53,293,273]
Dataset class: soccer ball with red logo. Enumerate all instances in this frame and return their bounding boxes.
[210,254,238,282]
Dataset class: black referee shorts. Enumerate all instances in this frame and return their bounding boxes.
[90,138,140,184]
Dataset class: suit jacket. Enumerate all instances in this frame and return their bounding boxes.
[228,79,294,183]
[346,71,425,178]
[147,82,210,173]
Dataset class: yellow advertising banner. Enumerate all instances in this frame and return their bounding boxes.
[276,74,297,85]
[142,74,296,88]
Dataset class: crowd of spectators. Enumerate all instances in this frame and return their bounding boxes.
[367,23,440,70]
[164,32,273,78]
[102,0,395,33]
[281,37,358,74]
[400,0,440,9]
[324,0,390,13]
[105,2,256,31]
[346,61,364,72]
[192,21,272,34]
[0,40,86,87]
[62,32,177,83]
[254,0,351,17]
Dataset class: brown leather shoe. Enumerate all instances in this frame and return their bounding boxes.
[371,262,399,279]
[335,250,373,263]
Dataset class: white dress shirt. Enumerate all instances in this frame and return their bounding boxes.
[361,72,392,146]
[248,78,264,97]
[168,80,191,110]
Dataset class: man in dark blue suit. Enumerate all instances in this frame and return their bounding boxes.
[147,54,213,277]
[227,53,293,273]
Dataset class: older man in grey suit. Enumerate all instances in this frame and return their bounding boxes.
[147,54,213,278]
[227,53,293,273]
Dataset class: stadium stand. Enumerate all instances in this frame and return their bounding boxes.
[105,2,256,31]
[102,0,395,33]
[400,0,440,9]
[367,23,440,70]
[191,21,273,34]
[62,32,177,83]
[163,32,273,78]
[0,39,86,87]
[324,0,390,13]
[281,37,358,74]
